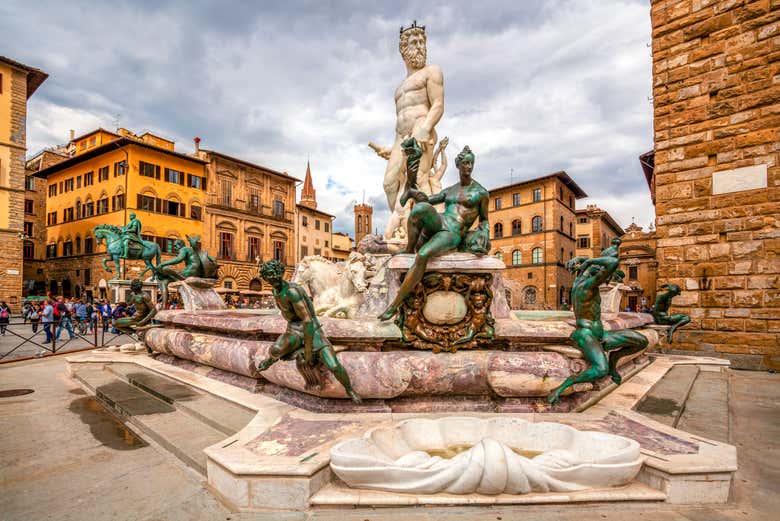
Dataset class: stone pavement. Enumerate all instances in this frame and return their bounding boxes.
[0,319,133,361]
[0,355,778,521]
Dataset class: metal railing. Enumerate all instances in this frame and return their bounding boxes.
[0,316,134,362]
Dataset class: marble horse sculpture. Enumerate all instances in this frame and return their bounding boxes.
[256,260,362,404]
[652,283,691,343]
[310,252,368,318]
[94,222,161,280]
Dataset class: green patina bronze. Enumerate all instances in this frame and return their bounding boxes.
[256,260,362,404]
[652,283,691,343]
[378,141,490,321]
[113,279,157,335]
[547,252,648,404]
[93,218,161,280]
[153,234,219,305]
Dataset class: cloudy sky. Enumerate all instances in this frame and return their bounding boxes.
[4,0,655,236]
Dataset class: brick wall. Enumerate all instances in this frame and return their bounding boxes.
[651,0,780,369]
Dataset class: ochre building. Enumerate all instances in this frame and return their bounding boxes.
[574,205,624,259]
[0,56,47,310]
[650,0,780,369]
[331,232,353,261]
[619,222,658,312]
[488,172,587,309]
[196,144,298,287]
[34,128,208,299]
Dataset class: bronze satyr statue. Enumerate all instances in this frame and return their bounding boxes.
[652,283,691,343]
[378,141,490,321]
[113,279,157,334]
[547,253,648,404]
[255,260,362,404]
[153,235,219,304]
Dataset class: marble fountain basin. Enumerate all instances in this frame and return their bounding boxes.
[330,417,643,495]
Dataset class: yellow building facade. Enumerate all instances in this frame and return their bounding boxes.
[35,129,208,297]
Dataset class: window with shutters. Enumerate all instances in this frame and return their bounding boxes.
[113,193,125,210]
[63,207,74,222]
[248,188,260,212]
[164,168,184,184]
[248,236,261,261]
[24,222,33,236]
[84,170,94,186]
[83,201,94,218]
[512,219,522,236]
[139,161,158,178]
[188,174,203,189]
[97,198,108,214]
[219,232,234,259]
[139,195,156,212]
[315,219,321,230]
[578,236,590,248]
[532,216,543,232]
[23,241,34,260]
[273,200,284,218]
[64,178,74,192]
[47,212,57,225]
[114,161,126,177]
[63,241,73,256]
[190,204,202,220]
[164,200,181,216]
[77,176,82,189]
[493,222,503,239]
[24,199,33,214]
[98,166,109,181]
[273,240,285,263]
[48,184,57,197]
[221,179,232,206]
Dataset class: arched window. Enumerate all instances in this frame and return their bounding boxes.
[532,216,543,233]
[512,250,522,265]
[493,222,503,239]
[357,218,363,233]
[494,251,503,260]
[532,247,543,264]
[512,219,522,236]
[75,236,82,254]
[249,278,262,291]
[524,286,537,305]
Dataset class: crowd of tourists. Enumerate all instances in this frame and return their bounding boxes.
[16,297,139,343]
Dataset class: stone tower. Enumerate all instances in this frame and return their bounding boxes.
[354,203,372,245]
[299,160,317,210]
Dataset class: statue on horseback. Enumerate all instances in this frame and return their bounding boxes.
[94,218,161,280]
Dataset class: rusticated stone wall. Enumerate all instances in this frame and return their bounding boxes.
[651,0,780,369]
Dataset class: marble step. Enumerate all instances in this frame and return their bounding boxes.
[309,481,666,507]
[71,365,229,475]
[104,362,255,436]
[635,365,700,427]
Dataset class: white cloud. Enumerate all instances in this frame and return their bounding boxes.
[5,0,655,236]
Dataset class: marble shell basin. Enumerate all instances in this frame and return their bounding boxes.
[330,417,643,495]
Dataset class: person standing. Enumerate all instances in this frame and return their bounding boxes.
[99,300,112,333]
[0,301,10,335]
[54,297,76,341]
[86,301,96,333]
[28,303,41,333]
[41,299,54,344]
